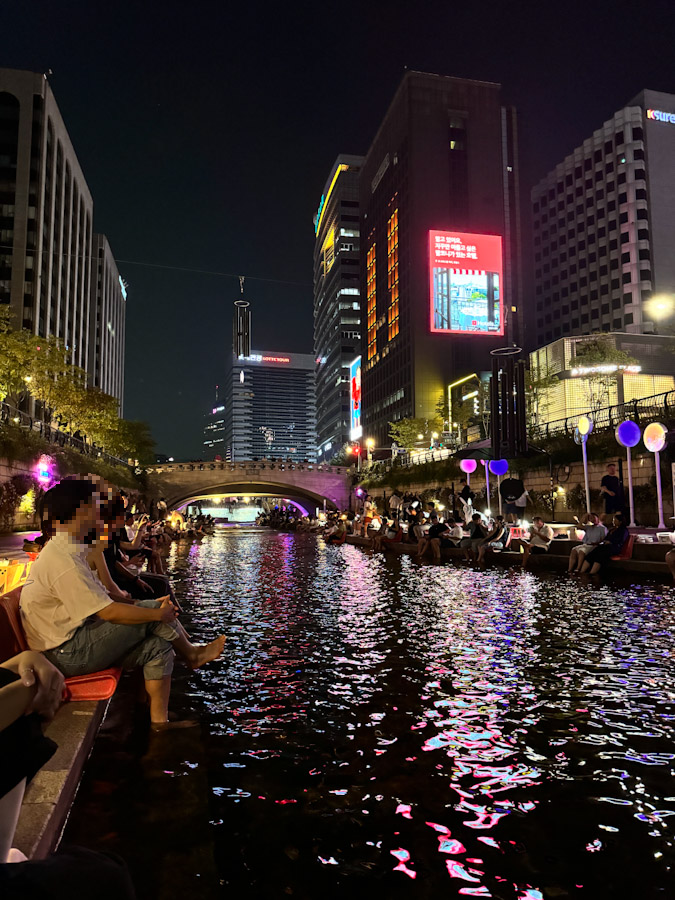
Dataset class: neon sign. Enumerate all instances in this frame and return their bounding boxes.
[570,364,641,376]
[647,109,675,124]
[429,231,504,336]
[238,354,290,364]
[349,356,362,440]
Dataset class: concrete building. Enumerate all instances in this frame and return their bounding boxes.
[532,89,675,347]
[359,70,523,446]
[530,332,675,426]
[0,68,93,370]
[313,154,364,460]
[89,233,125,411]
[223,350,317,462]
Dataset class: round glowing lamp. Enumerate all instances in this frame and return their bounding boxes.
[615,420,641,449]
[577,415,593,437]
[644,422,667,453]
[489,459,509,476]
[459,459,477,474]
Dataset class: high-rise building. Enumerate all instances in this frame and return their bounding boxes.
[223,350,317,462]
[313,154,364,459]
[89,233,125,411]
[203,386,227,458]
[359,71,523,446]
[0,67,125,408]
[0,68,94,369]
[531,89,675,347]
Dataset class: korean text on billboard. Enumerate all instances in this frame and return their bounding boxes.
[429,231,504,336]
[349,356,362,440]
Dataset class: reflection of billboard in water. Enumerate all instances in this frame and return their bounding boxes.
[429,231,504,336]
[349,356,362,440]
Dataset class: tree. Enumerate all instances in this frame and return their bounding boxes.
[389,416,444,450]
[574,336,637,417]
[29,335,77,424]
[103,419,156,464]
[527,360,560,429]
[0,307,35,407]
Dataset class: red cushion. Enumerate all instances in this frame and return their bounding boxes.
[1,584,121,702]
[63,668,122,701]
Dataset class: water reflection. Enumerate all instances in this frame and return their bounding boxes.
[168,531,675,898]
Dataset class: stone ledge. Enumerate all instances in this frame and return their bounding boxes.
[13,698,109,859]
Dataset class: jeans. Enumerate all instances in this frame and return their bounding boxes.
[44,600,176,681]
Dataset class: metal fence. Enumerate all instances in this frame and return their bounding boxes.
[529,390,675,440]
[0,401,130,469]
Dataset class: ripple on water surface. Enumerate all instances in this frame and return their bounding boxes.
[169,530,675,898]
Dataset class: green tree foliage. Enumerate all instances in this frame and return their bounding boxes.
[389,416,444,450]
[0,308,35,406]
[574,335,637,415]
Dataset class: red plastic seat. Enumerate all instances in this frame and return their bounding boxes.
[0,586,121,701]
[611,534,634,561]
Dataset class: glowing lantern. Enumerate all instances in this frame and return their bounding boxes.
[459,459,477,474]
[643,422,668,528]
[488,459,508,476]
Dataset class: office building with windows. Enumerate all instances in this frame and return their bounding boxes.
[0,68,94,370]
[223,350,317,462]
[359,71,523,446]
[313,154,363,460]
[531,89,675,347]
[203,389,227,458]
[89,233,125,410]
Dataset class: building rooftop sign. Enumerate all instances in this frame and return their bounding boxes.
[647,109,675,124]
[570,364,642,376]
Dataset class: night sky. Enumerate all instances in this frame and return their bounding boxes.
[4,0,675,458]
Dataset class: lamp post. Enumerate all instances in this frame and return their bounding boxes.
[366,438,374,463]
[644,422,668,529]
[489,459,509,517]
[459,458,477,485]
[575,416,593,514]
[615,420,641,527]
[482,460,491,514]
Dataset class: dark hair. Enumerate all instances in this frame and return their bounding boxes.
[41,479,96,528]
[101,493,125,524]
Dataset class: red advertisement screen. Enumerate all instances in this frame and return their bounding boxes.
[429,231,504,336]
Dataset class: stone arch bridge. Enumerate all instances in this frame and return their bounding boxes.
[144,460,352,512]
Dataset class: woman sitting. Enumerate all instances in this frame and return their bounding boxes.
[581,513,629,575]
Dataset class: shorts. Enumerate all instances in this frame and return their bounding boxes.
[505,503,518,515]
[576,543,595,556]
[529,545,548,555]
[488,541,504,550]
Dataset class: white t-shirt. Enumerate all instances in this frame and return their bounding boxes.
[531,524,554,548]
[449,524,464,541]
[20,531,112,651]
[389,495,402,511]
[582,523,607,545]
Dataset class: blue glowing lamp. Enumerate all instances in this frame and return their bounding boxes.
[488,459,509,476]
[615,420,641,449]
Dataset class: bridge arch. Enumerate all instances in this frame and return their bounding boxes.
[166,480,338,513]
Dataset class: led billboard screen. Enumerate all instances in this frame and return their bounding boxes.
[429,231,504,336]
[349,356,362,440]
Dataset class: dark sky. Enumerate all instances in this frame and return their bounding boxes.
[4,0,675,458]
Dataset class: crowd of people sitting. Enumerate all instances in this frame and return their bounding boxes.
[276,487,635,576]
[0,477,226,895]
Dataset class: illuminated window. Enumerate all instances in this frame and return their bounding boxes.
[367,243,377,360]
[386,209,399,340]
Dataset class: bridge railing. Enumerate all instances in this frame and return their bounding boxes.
[145,460,349,476]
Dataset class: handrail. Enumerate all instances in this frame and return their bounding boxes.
[0,401,130,469]
[144,459,348,475]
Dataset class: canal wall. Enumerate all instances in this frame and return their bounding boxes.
[364,454,670,525]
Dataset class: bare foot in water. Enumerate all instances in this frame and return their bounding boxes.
[188,635,226,669]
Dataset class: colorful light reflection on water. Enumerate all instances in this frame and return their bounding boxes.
[95,531,675,896]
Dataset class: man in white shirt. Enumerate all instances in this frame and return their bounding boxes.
[521,516,554,568]
[568,513,607,573]
[21,480,225,731]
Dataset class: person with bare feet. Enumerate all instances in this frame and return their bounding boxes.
[568,513,606,573]
[20,479,226,732]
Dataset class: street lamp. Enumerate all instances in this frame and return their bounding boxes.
[366,438,374,463]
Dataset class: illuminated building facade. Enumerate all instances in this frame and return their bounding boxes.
[532,89,675,346]
[313,154,364,459]
[529,333,675,425]
[0,68,126,408]
[203,390,227,458]
[359,71,523,446]
[223,351,317,462]
[0,68,93,368]
[89,234,125,411]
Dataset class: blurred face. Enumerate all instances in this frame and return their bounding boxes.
[72,495,103,544]
[607,465,616,475]
[534,517,544,527]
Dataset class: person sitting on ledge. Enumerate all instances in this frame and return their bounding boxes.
[476,515,508,565]
[416,514,449,561]
[372,518,403,552]
[20,479,226,731]
[460,513,488,562]
[521,516,554,568]
[580,512,629,575]
[568,512,607,573]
